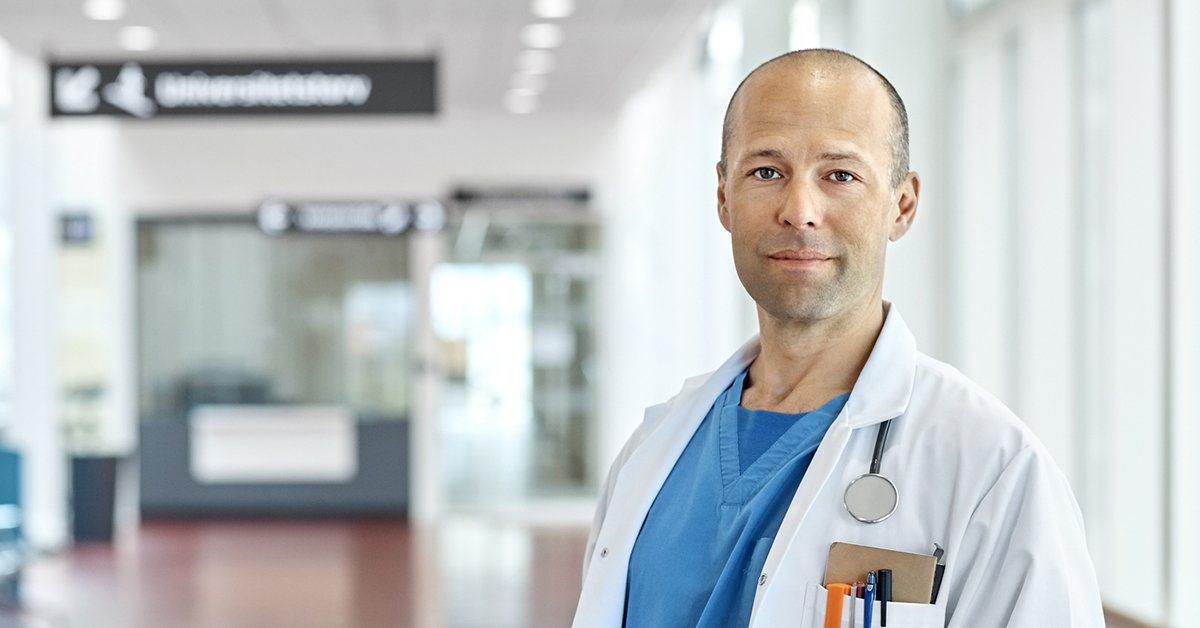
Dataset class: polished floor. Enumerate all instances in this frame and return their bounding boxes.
[15,519,587,628]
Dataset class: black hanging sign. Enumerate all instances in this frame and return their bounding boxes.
[50,58,436,119]
[256,200,448,236]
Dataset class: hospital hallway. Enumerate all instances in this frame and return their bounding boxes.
[10,519,587,628]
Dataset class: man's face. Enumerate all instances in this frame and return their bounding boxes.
[717,62,918,325]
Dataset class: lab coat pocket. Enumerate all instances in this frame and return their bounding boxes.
[806,583,946,628]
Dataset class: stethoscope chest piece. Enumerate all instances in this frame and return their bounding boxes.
[844,418,899,524]
[844,472,898,523]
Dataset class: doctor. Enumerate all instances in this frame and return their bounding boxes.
[573,49,1104,627]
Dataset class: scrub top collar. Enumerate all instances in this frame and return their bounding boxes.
[723,302,917,431]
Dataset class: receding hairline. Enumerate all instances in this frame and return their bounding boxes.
[719,49,910,188]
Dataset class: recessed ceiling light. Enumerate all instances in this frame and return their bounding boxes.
[515,49,555,74]
[83,0,126,21]
[531,0,574,19]
[521,23,563,49]
[119,25,157,51]
[706,4,743,65]
[504,89,539,114]
[511,72,548,93]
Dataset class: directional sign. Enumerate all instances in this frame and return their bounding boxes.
[50,59,437,118]
[256,200,447,236]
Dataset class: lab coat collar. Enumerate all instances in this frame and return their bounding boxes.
[734,302,916,429]
[842,302,916,428]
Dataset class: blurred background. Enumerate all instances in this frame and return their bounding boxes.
[0,0,1195,626]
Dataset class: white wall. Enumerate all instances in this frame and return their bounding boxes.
[1099,0,1168,620]
[2,47,66,548]
[1168,0,1199,624]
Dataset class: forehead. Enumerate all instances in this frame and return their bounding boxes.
[728,62,894,160]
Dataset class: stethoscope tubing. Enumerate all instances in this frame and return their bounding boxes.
[869,419,892,475]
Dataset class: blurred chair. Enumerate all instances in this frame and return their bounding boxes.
[0,445,23,607]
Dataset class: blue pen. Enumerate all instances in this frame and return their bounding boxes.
[863,571,875,628]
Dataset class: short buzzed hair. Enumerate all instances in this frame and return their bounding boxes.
[719,49,910,190]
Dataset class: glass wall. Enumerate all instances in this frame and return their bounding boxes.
[136,217,413,423]
[433,209,600,509]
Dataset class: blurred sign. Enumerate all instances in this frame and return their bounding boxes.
[60,213,94,244]
[49,58,436,119]
[452,186,590,206]
[256,200,447,236]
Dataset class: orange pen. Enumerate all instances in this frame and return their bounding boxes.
[824,583,852,628]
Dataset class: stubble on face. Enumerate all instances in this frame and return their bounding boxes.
[733,229,883,324]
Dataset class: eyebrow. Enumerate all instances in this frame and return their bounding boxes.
[740,148,869,163]
[817,151,868,163]
[744,148,787,161]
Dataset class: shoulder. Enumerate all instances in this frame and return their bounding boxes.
[624,370,715,450]
[906,352,1062,486]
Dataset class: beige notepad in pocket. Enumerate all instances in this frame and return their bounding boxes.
[823,541,937,604]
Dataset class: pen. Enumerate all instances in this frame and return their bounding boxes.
[848,581,860,628]
[878,569,892,627]
[931,544,946,604]
[824,583,851,628]
[863,572,875,628]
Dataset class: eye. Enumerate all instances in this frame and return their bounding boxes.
[753,167,782,180]
[829,170,857,183]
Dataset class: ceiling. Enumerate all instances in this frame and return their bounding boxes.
[0,0,720,114]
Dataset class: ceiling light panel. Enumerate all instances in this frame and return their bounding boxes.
[530,0,574,19]
[521,22,563,49]
[83,0,126,21]
[504,88,539,114]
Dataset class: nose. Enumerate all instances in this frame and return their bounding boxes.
[779,177,822,229]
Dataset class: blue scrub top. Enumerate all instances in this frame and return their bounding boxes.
[624,369,848,627]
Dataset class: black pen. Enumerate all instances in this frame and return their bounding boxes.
[878,568,892,627]
[931,544,946,604]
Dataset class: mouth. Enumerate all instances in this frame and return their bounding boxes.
[765,249,834,272]
[768,249,831,261]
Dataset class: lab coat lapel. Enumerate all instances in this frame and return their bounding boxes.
[597,338,760,594]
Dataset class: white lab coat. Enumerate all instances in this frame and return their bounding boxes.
[573,305,1104,627]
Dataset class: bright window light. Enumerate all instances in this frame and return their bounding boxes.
[83,0,125,21]
[515,49,555,74]
[119,25,157,51]
[521,23,564,49]
[531,0,574,19]
[789,1,821,50]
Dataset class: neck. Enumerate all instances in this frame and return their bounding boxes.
[743,298,886,413]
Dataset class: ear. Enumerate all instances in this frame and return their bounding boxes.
[888,171,920,242]
[717,162,732,233]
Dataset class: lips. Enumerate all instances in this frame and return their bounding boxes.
[767,249,831,261]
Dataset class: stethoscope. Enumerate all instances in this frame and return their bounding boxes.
[843,418,899,524]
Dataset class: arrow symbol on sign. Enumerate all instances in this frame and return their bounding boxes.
[54,66,101,113]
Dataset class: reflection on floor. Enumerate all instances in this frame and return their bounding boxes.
[18,519,587,628]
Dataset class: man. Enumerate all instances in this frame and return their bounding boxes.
[572,49,1104,627]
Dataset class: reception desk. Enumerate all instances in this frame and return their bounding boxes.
[140,405,408,517]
